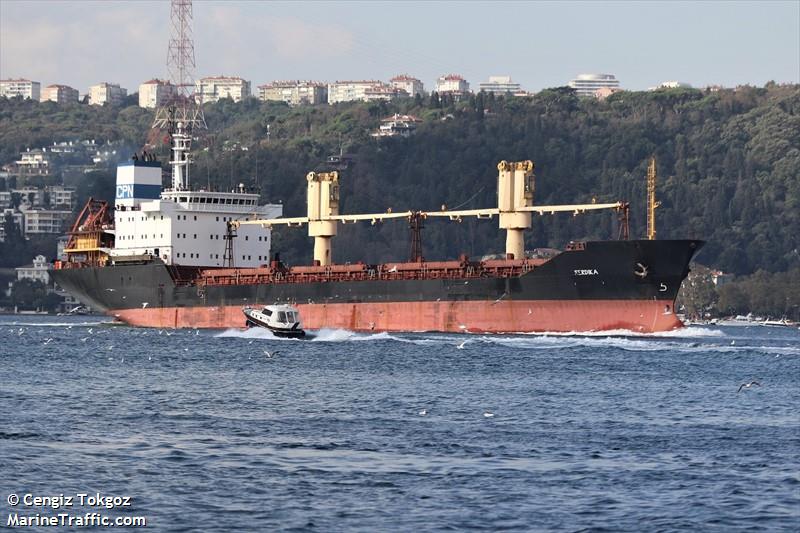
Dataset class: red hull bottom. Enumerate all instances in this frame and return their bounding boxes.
[111,300,682,333]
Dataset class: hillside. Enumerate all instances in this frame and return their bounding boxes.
[1,84,798,275]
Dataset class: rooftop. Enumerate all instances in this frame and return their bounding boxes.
[574,73,617,81]
[390,74,420,82]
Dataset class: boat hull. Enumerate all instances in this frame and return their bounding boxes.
[51,239,703,333]
[114,299,680,333]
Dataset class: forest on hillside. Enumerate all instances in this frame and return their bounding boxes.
[1,84,798,279]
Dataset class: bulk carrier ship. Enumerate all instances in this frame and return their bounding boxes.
[51,122,702,333]
[50,0,702,333]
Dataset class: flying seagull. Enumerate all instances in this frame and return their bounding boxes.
[738,380,761,393]
[264,350,280,359]
[456,341,468,349]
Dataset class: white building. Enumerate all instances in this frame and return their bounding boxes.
[363,84,407,102]
[258,81,327,106]
[478,76,522,95]
[371,114,422,138]
[15,255,51,285]
[138,79,176,108]
[649,81,693,91]
[0,79,41,100]
[568,73,620,97]
[15,149,50,176]
[390,75,424,97]
[48,186,76,209]
[40,84,79,103]
[89,82,127,105]
[1,185,75,209]
[435,74,470,98]
[20,208,73,235]
[327,81,383,104]
[195,76,251,103]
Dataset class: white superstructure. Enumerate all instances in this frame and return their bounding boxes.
[111,159,282,268]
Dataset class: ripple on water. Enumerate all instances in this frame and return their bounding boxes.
[0,318,798,530]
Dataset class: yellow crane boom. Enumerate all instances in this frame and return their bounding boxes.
[232,161,628,265]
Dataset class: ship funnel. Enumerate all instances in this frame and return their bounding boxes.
[116,159,162,209]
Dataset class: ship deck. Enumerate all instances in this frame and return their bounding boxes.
[197,257,551,287]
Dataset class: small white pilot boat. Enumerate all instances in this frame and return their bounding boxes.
[243,304,306,338]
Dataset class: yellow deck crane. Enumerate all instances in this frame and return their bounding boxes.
[232,161,627,265]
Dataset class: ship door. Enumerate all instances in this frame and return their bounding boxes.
[154,248,160,258]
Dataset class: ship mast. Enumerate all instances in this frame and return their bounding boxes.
[152,0,206,191]
[646,156,660,240]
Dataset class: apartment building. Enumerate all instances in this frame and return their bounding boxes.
[0,186,76,210]
[327,81,407,104]
[390,75,424,97]
[258,81,327,106]
[14,149,50,176]
[478,76,522,95]
[568,74,620,97]
[435,74,470,98]
[138,79,177,108]
[0,79,41,100]
[20,208,73,235]
[89,82,127,105]
[195,76,251,103]
[40,84,79,103]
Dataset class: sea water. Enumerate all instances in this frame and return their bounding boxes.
[0,316,798,531]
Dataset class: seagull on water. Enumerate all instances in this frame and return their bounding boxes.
[105,288,115,292]
[456,340,468,349]
[484,412,495,418]
[738,380,761,393]
[418,409,427,416]
[264,349,280,358]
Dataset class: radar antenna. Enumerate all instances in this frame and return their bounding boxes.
[152,0,207,192]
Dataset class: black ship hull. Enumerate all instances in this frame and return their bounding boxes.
[52,240,703,333]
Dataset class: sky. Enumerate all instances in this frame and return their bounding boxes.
[1,0,798,94]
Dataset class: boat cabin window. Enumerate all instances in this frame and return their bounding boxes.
[263,308,272,316]
[278,311,287,322]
